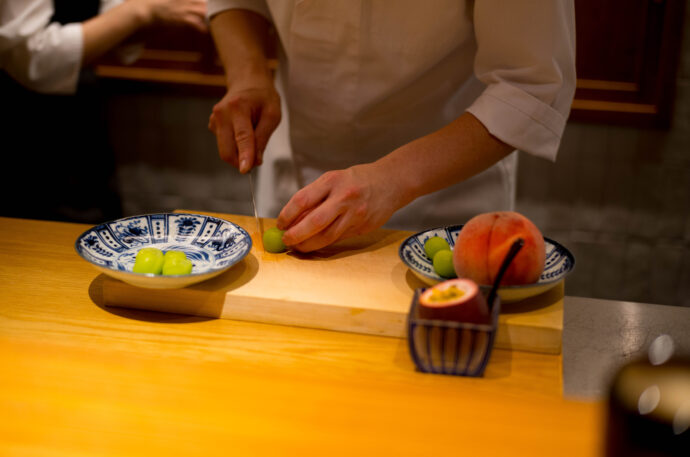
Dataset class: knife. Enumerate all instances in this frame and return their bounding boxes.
[248,169,262,248]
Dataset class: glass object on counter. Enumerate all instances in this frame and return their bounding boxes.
[605,334,690,456]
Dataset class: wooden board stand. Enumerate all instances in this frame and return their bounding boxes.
[100,213,564,354]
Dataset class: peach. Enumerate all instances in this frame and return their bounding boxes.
[452,211,545,286]
[418,278,490,324]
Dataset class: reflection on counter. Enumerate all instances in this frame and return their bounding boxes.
[563,297,690,399]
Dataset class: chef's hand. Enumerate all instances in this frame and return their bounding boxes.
[137,0,208,33]
[276,163,406,252]
[208,78,281,174]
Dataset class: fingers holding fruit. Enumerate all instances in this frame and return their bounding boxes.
[277,165,398,252]
[285,213,354,253]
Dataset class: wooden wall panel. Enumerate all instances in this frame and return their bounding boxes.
[571,0,687,127]
[95,1,688,127]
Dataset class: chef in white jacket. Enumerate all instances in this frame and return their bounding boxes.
[207,0,576,252]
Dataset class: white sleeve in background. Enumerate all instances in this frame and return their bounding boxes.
[466,0,576,162]
[207,0,270,21]
[0,0,131,94]
[0,0,83,94]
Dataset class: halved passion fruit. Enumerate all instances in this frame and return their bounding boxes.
[418,278,490,324]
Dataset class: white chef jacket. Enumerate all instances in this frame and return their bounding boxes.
[209,0,576,230]
[0,0,128,94]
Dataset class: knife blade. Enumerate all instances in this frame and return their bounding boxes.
[248,169,262,247]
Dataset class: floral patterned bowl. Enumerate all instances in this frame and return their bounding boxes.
[75,213,252,289]
[399,225,574,303]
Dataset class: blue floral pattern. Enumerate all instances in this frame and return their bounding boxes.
[174,216,202,240]
[112,219,150,247]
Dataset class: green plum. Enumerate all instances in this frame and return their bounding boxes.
[162,255,193,276]
[424,236,450,260]
[263,227,287,253]
[164,250,187,262]
[432,249,456,279]
[133,247,164,274]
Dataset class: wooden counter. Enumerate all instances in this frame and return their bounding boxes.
[0,216,603,456]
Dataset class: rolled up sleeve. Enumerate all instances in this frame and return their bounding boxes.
[466,0,576,161]
[3,20,83,94]
[207,0,271,21]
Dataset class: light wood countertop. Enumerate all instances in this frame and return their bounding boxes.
[0,216,603,456]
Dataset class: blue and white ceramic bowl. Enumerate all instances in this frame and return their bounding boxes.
[399,225,575,303]
[75,213,252,289]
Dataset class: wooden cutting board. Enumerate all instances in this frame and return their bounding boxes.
[101,212,564,354]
